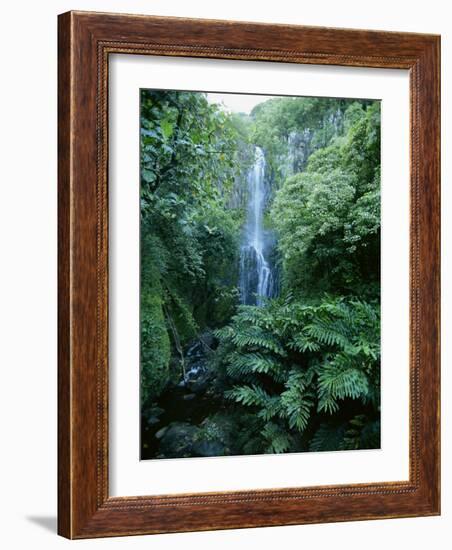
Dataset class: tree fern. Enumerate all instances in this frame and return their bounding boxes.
[225,384,272,407]
[309,423,347,452]
[229,325,286,356]
[288,332,320,353]
[225,352,286,382]
[261,422,292,454]
[342,415,381,450]
[280,369,315,431]
[318,360,369,404]
[213,296,380,453]
[310,416,380,452]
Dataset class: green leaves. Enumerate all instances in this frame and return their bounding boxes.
[139,89,245,351]
[268,100,381,298]
[215,296,380,452]
[261,422,292,454]
[141,168,156,184]
[139,90,381,457]
[309,416,380,452]
[280,371,315,431]
[225,352,284,380]
[225,384,272,407]
[318,362,369,405]
[160,117,174,139]
[229,326,286,356]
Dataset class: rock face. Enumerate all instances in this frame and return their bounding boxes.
[157,414,234,459]
[159,422,200,458]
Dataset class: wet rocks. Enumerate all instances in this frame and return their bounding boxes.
[155,426,168,439]
[192,440,226,457]
[142,405,164,427]
[158,422,200,457]
[183,393,196,401]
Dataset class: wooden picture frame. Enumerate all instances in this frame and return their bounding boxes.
[58,10,440,539]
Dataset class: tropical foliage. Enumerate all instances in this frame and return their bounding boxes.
[140,89,381,458]
[214,296,380,453]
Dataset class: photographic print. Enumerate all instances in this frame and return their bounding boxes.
[58,13,440,537]
[140,89,381,460]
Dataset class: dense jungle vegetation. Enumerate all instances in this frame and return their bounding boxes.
[140,90,381,459]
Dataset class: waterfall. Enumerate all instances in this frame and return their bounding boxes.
[239,147,275,306]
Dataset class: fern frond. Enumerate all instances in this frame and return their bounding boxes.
[317,391,339,414]
[261,422,292,454]
[288,332,320,353]
[280,370,315,432]
[229,326,286,356]
[213,325,234,341]
[318,360,369,401]
[309,423,346,452]
[305,321,350,348]
[342,415,380,450]
[225,384,271,407]
[257,397,283,421]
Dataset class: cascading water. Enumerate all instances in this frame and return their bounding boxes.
[239,146,275,306]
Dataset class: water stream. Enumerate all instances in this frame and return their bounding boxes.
[239,146,275,306]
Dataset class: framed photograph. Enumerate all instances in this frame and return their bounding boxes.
[58,11,440,538]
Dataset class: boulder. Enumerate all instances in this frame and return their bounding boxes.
[182,393,196,401]
[143,405,165,427]
[159,422,200,457]
[155,426,168,439]
[192,440,226,457]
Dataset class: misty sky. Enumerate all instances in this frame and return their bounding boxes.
[207,92,275,115]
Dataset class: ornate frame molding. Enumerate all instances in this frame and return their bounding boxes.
[58,11,440,538]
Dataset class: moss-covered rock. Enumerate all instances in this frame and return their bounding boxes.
[192,414,236,456]
[140,236,171,405]
[140,287,171,405]
[159,422,200,457]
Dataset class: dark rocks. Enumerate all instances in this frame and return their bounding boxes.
[155,413,234,459]
[143,405,164,427]
[146,417,161,426]
[186,370,212,394]
[183,393,196,401]
[155,426,168,439]
[192,440,226,457]
[142,332,226,459]
[158,422,201,457]
[191,415,234,457]
[186,330,214,359]
[199,329,214,350]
